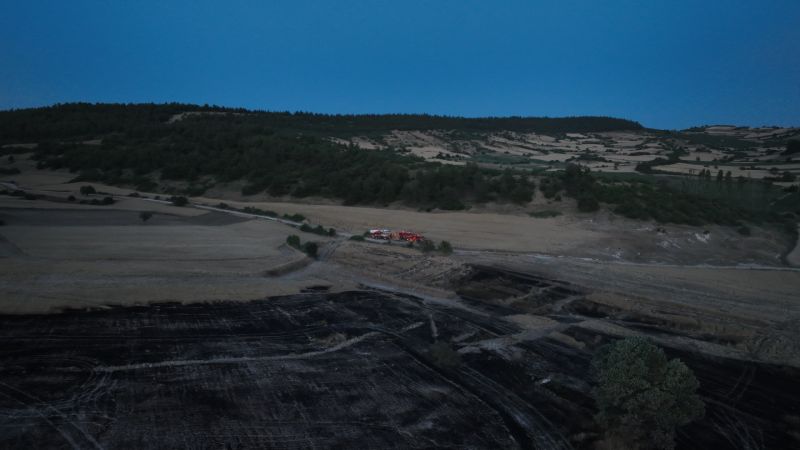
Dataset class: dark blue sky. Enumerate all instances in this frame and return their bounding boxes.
[1,1,798,129]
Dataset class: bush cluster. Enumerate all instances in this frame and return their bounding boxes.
[286,234,319,258]
[299,223,336,236]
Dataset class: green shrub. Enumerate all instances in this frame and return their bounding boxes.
[509,185,534,204]
[300,223,334,237]
[577,195,599,212]
[437,240,453,255]
[170,196,189,207]
[737,225,751,236]
[419,240,436,253]
[302,242,318,258]
[283,213,306,222]
[349,235,365,241]
[286,235,301,248]
[242,206,277,217]
[139,211,153,223]
[592,337,704,450]
[539,177,563,199]
[80,185,96,196]
[528,210,561,218]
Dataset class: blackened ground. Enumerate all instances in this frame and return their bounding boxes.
[0,291,535,450]
[1,268,799,449]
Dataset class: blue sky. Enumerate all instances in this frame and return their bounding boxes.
[1,0,798,129]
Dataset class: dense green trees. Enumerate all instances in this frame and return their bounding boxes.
[592,337,704,450]
[33,129,538,210]
[541,164,770,226]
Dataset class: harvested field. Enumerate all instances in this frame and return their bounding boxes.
[191,197,604,253]
[189,198,792,266]
[0,207,338,313]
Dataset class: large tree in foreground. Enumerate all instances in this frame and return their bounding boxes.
[592,337,704,450]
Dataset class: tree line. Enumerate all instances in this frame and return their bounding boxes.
[0,103,643,143]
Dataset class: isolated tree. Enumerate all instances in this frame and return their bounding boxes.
[438,240,453,255]
[592,337,704,450]
[80,185,96,196]
[286,234,301,248]
[139,211,153,223]
[419,239,436,253]
[302,242,318,258]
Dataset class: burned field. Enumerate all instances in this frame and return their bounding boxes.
[1,267,799,449]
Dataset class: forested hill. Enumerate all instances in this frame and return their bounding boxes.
[0,103,643,142]
[0,103,648,212]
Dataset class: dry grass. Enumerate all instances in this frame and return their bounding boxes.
[0,212,340,313]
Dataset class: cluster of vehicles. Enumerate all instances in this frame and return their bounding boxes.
[368,229,426,243]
